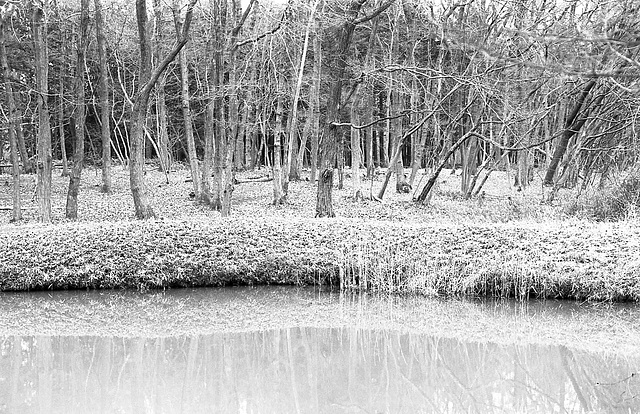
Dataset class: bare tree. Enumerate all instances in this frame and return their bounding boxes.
[130,0,197,219]
[65,0,89,219]
[154,0,171,175]
[0,2,20,221]
[173,0,200,199]
[31,0,52,222]
[316,0,395,217]
[284,0,318,192]
[543,79,597,186]
[95,0,111,193]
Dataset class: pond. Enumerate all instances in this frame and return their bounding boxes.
[0,287,638,413]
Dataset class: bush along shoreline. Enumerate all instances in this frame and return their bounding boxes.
[1,218,639,301]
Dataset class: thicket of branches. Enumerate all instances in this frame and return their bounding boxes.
[1,0,640,221]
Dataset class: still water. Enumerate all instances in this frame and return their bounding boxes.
[0,287,638,413]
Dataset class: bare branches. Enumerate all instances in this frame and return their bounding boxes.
[352,0,394,25]
[233,0,291,51]
[143,0,197,97]
[332,110,411,129]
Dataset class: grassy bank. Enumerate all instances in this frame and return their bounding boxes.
[1,218,639,301]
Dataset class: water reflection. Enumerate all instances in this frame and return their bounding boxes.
[1,328,638,413]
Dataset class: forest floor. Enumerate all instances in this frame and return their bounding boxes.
[0,162,576,224]
[0,163,639,301]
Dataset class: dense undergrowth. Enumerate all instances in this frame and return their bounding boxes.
[566,168,640,221]
[1,218,639,301]
[1,166,639,301]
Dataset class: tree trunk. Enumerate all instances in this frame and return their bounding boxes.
[16,114,32,174]
[174,0,201,199]
[365,119,374,178]
[131,0,197,219]
[309,25,322,183]
[349,16,376,197]
[0,11,21,221]
[316,0,393,217]
[131,0,156,219]
[296,107,313,178]
[153,0,171,175]
[337,130,345,190]
[56,25,68,177]
[207,1,224,210]
[416,131,475,203]
[200,100,214,205]
[95,0,111,193]
[408,76,424,186]
[285,0,317,188]
[350,106,362,200]
[272,92,286,205]
[221,42,240,214]
[58,76,69,177]
[543,79,596,186]
[66,0,89,220]
[391,89,409,193]
[32,2,52,222]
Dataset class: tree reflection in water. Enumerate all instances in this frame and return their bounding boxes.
[0,328,638,413]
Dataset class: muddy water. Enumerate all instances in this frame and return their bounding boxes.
[0,287,638,413]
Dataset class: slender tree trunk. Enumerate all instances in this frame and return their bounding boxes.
[383,88,391,170]
[58,73,69,177]
[365,110,374,178]
[56,23,68,177]
[0,11,21,221]
[16,114,32,174]
[337,129,345,189]
[32,2,52,222]
[95,0,111,192]
[235,123,245,170]
[200,100,214,205]
[221,52,238,215]
[154,0,170,174]
[66,0,89,219]
[416,131,476,203]
[131,0,155,219]
[220,131,235,216]
[174,0,201,199]
[349,16,376,197]
[374,123,380,168]
[296,107,313,177]
[391,89,409,192]
[309,26,322,183]
[350,106,362,200]
[272,91,286,205]
[408,76,424,186]
[285,0,317,190]
[156,80,170,171]
[543,79,596,186]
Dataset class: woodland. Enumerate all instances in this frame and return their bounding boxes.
[0,0,640,299]
[0,0,639,221]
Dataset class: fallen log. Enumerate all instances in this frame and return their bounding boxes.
[234,176,273,184]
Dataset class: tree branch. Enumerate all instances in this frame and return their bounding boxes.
[232,0,256,37]
[332,110,411,129]
[141,0,197,97]
[353,0,395,25]
[233,0,291,51]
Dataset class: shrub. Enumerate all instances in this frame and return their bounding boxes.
[568,169,640,221]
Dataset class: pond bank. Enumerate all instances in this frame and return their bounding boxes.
[1,218,639,301]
